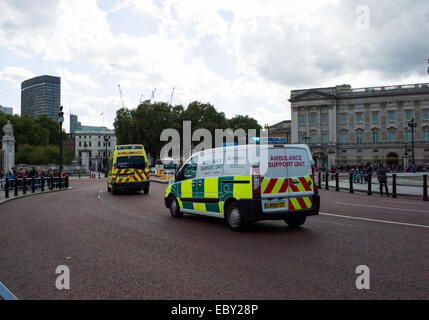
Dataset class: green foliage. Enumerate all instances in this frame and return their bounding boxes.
[15,144,74,165]
[0,111,71,164]
[113,101,262,158]
[229,115,262,131]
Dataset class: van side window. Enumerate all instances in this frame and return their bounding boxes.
[183,156,198,180]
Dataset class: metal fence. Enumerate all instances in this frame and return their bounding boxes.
[317,171,428,201]
[0,176,69,200]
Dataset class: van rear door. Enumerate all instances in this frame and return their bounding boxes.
[259,145,290,213]
[284,146,314,211]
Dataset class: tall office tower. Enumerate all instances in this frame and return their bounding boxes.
[21,75,61,122]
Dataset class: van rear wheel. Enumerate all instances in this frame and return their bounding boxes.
[284,216,306,228]
[225,201,246,232]
[170,196,183,218]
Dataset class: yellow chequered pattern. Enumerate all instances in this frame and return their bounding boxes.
[288,197,312,210]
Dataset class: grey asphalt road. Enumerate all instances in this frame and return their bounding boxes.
[0,179,428,299]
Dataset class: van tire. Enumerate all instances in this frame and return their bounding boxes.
[107,185,111,192]
[143,187,149,194]
[112,186,117,195]
[284,216,306,228]
[170,196,183,218]
[225,201,246,232]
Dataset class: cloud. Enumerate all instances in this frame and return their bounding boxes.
[1,0,428,130]
[56,68,100,89]
[0,66,35,85]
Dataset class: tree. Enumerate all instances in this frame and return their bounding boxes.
[113,100,263,160]
[0,111,71,164]
[229,115,262,131]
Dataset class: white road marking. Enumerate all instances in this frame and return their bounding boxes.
[334,201,427,213]
[320,212,429,229]
[376,198,429,206]
[0,281,18,300]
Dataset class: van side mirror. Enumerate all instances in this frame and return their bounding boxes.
[175,169,183,182]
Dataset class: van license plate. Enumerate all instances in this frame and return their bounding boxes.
[265,201,286,209]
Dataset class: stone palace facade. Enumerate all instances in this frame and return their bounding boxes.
[289,83,429,169]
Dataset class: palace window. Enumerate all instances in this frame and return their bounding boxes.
[389,131,395,143]
[321,132,328,144]
[406,130,412,142]
[372,111,379,123]
[356,131,363,144]
[423,110,429,120]
[424,130,429,142]
[341,132,348,144]
[388,111,395,121]
[310,114,316,125]
[299,115,306,125]
[406,110,413,121]
[356,112,363,123]
[310,132,316,144]
[372,130,379,143]
[340,113,347,124]
[321,114,327,124]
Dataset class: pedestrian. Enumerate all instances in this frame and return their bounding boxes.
[359,167,365,184]
[331,166,337,181]
[377,163,389,197]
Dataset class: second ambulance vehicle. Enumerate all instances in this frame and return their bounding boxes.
[164,140,320,231]
[107,145,150,195]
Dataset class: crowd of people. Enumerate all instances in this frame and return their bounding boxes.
[334,163,421,175]
[325,162,422,197]
[0,167,68,189]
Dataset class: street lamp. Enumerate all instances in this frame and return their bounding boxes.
[58,106,64,177]
[104,135,109,177]
[408,118,417,164]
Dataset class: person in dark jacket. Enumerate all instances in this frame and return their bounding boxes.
[377,163,389,197]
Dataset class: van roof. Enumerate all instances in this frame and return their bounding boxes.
[197,144,311,155]
[116,144,144,148]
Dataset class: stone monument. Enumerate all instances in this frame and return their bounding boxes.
[2,120,15,171]
[81,142,90,172]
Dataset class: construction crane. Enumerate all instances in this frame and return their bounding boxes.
[139,94,144,105]
[169,87,175,106]
[118,84,125,108]
[151,88,156,102]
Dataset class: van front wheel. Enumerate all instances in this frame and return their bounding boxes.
[170,197,183,218]
[284,216,306,228]
[225,202,246,232]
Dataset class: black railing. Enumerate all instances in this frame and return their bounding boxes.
[316,172,428,201]
[1,176,69,200]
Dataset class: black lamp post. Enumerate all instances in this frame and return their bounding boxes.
[408,118,417,164]
[104,135,109,177]
[58,106,64,177]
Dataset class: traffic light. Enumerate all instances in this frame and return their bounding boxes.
[59,105,64,119]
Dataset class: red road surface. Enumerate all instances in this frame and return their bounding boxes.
[0,179,428,299]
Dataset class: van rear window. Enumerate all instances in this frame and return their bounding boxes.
[116,156,146,169]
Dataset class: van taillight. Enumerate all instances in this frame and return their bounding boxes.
[252,166,261,195]
[311,164,317,191]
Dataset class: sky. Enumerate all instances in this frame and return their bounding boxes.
[0,0,429,132]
